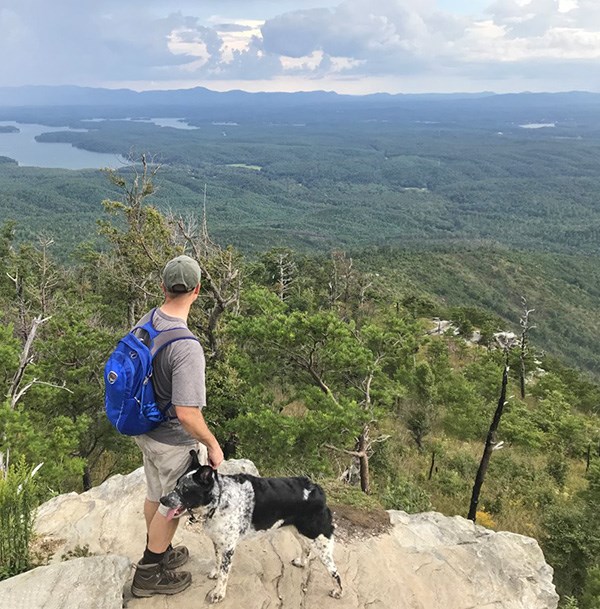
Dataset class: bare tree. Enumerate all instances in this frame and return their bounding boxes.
[6,268,27,340]
[1,315,71,477]
[174,187,242,359]
[325,336,393,494]
[467,332,517,521]
[328,251,353,309]
[519,297,535,399]
[274,251,296,302]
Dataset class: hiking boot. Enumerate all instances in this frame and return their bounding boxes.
[162,545,189,570]
[131,562,192,597]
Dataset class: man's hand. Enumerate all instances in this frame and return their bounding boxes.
[175,406,224,469]
[207,443,224,469]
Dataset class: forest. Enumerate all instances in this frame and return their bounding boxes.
[3,105,600,376]
[2,91,600,607]
[4,92,600,261]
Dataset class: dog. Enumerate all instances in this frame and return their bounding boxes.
[160,450,343,604]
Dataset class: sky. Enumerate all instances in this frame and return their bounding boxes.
[1,0,599,94]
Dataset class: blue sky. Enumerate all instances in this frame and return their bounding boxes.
[0,0,598,94]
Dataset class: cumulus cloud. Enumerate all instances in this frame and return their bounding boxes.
[259,0,600,74]
[260,0,468,76]
[2,0,600,92]
[258,0,600,88]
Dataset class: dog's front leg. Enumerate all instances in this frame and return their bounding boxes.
[312,535,343,599]
[206,543,235,604]
[208,541,221,580]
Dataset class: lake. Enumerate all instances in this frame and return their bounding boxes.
[519,122,556,129]
[0,122,126,170]
[0,118,203,169]
[81,117,199,130]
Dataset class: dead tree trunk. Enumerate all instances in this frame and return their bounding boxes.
[8,315,51,409]
[468,355,510,522]
[83,466,92,492]
[275,251,295,302]
[325,432,371,494]
[428,450,436,480]
[357,425,370,494]
[519,297,535,400]
[2,315,51,477]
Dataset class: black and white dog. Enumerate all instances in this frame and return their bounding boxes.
[160,451,343,604]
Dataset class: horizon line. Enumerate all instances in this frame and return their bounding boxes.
[1,84,598,98]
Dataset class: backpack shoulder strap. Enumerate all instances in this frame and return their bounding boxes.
[131,308,198,357]
[150,327,198,357]
[132,308,161,345]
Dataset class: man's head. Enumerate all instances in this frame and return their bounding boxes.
[162,255,201,299]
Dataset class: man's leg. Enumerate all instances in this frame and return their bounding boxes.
[132,438,193,598]
[144,499,159,530]
[147,508,180,554]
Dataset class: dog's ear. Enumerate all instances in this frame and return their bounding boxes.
[192,465,214,486]
[189,449,201,470]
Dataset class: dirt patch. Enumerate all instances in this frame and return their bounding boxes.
[331,504,392,543]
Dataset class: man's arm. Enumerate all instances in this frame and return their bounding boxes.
[175,406,224,469]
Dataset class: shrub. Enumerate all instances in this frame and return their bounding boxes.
[379,472,432,513]
[0,460,41,580]
[475,509,496,529]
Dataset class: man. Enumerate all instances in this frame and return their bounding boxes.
[131,254,224,598]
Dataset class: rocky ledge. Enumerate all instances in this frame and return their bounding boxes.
[0,460,558,609]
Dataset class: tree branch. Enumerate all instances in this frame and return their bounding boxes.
[11,379,73,410]
[324,444,366,459]
[8,314,52,408]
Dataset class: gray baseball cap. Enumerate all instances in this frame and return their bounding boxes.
[162,255,201,293]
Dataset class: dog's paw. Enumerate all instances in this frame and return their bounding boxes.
[291,557,306,568]
[329,589,342,599]
[206,588,225,604]
[208,569,218,580]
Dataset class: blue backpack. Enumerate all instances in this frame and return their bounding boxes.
[104,309,198,436]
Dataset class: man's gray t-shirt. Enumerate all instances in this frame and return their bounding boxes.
[135,308,206,446]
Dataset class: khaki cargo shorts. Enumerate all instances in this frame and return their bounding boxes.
[135,435,208,516]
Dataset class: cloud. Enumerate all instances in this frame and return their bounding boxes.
[260,0,468,76]
[0,3,200,85]
[256,0,600,86]
[2,0,600,92]
[261,9,328,58]
[214,23,254,33]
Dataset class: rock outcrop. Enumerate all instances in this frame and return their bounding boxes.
[0,555,131,609]
[0,460,559,609]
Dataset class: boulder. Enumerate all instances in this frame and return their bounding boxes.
[0,555,131,609]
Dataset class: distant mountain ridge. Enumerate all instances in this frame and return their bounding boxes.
[0,84,520,108]
[2,86,600,131]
